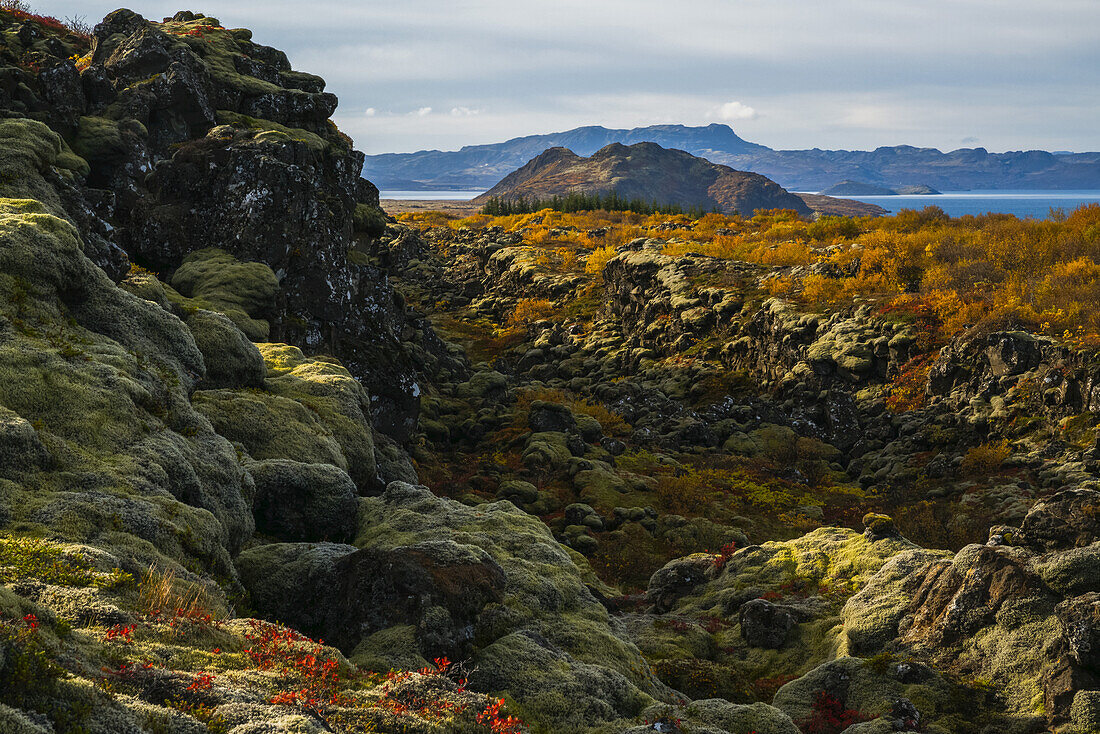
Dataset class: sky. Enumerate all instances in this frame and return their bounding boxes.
[34,1,1100,155]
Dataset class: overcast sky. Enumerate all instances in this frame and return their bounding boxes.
[35,1,1100,154]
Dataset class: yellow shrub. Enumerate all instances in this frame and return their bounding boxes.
[959,440,1012,475]
[508,298,556,326]
[585,245,617,274]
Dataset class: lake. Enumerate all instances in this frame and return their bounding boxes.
[380,189,1100,219]
[380,190,483,201]
[817,190,1100,219]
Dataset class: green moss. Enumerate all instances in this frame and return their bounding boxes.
[355,482,674,732]
[348,625,429,672]
[0,616,91,734]
[192,388,346,469]
[353,204,387,238]
[214,111,328,152]
[257,343,376,488]
[0,119,70,211]
[170,249,278,341]
[71,116,127,168]
[0,537,131,589]
[0,199,253,575]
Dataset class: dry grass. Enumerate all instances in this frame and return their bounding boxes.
[138,564,224,621]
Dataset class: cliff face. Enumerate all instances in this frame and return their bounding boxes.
[475,141,814,217]
[24,9,420,438]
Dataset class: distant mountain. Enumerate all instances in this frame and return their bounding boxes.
[819,181,941,196]
[821,181,899,196]
[363,124,766,190]
[473,142,813,217]
[362,124,1100,192]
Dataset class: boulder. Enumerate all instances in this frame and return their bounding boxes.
[1021,488,1100,551]
[647,554,716,613]
[739,598,796,649]
[237,538,506,658]
[1057,592,1100,669]
[248,459,358,543]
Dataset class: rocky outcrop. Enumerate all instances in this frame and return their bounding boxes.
[49,9,422,438]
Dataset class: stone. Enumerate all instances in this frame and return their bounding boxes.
[248,459,358,543]
[739,598,795,649]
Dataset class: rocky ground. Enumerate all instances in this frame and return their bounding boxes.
[1,6,1099,734]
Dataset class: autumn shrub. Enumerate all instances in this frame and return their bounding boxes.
[797,691,871,734]
[651,659,753,702]
[416,201,1100,346]
[515,386,631,436]
[585,244,617,274]
[959,440,1012,476]
[589,525,670,593]
[886,355,933,413]
[507,298,556,327]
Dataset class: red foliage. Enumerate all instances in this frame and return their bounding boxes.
[21,613,38,630]
[886,355,933,413]
[5,8,74,36]
[752,672,799,700]
[104,624,135,643]
[797,691,871,734]
[243,620,346,712]
[477,698,525,733]
[187,671,215,691]
[701,615,730,634]
[710,542,738,573]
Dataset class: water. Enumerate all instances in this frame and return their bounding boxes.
[380,190,483,201]
[824,190,1100,219]
[381,189,1100,219]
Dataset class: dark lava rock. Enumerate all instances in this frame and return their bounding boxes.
[237,539,506,658]
[249,459,358,543]
[1057,592,1100,669]
[738,598,795,649]
[528,400,576,433]
[646,554,716,613]
[1021,488,1100,551]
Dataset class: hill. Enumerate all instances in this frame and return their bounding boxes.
[821,180,899,196]
[473,142,813,217]
[362,123,1100,192]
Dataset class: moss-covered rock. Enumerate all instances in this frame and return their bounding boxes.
[182,308,266,389]
[354,482,675,732]
[192,388,347,468]
[259,343,378,491]
[248,459,358,543]
[0,199,253,575]
[170,248,278,341]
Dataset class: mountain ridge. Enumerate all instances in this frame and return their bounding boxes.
[362,123,1100,192]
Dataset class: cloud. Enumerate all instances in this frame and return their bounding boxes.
[32,0,1100,154]
[961,136,980,144]
[364,107,376,117]
[414,107,433,117]
[716,101,758,121]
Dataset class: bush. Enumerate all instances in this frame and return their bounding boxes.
[960,440,1012,475]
